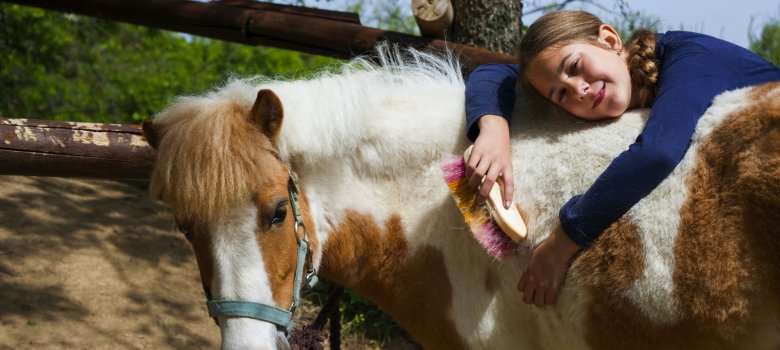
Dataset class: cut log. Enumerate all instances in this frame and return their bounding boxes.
[0,119,155,179]
[412,0,454,38]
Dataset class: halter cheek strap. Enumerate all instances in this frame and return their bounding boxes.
[205,171,318,333]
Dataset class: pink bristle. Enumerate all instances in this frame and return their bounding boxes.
[473,221,518,260]
[441,155,467,183]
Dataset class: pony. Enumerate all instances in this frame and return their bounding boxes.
[142,46,780,349]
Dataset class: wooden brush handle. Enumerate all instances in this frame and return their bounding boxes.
[463,146,527,241]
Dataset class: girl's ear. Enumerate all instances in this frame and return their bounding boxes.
[597,24,623,51]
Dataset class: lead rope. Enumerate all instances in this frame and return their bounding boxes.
[288,284,344,350]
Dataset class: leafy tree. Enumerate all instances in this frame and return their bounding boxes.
[0,4,336,124]
[750,16,780,66]
[523,0,660,40]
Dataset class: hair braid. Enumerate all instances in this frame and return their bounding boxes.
[626,29,659,108]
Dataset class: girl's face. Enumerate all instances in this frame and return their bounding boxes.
[527,24,635,120]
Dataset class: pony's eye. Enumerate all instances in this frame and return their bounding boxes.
[177,224,194,241]
[270,200,288,226]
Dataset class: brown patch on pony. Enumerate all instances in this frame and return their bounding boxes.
[570,218,652,349]
[579,83,780,349]
[255,175,320,309]
[321,211,468,349]
[671,82,780,345]
[189,221,216,301]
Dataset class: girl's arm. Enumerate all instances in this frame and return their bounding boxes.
[464,63,521,206]
[465,63,520,141]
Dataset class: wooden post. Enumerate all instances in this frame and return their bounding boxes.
[412,0,454,38]
[0,119,155,179]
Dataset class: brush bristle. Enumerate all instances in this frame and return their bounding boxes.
[441,155,518,260]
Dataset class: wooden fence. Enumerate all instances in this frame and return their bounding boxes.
[0,0,516,180]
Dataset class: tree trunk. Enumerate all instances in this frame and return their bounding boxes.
[449,0,522,55]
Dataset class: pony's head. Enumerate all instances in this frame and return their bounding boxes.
[143,88,317,350]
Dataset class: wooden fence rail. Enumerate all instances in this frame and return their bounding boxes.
[0,119,154,179]
[3,0,516,70]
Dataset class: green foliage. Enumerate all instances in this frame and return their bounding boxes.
[750,16,780,66]
[306,280,411,347]
[610,0,660,40]
[522,0,660,40]
[357,0,419,35]
[0,4,337,124]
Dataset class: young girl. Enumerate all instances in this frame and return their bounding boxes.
[464,10,780,307]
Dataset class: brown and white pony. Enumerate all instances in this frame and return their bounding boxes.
[142,47,780,349]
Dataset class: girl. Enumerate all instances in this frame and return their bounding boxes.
[464,10,780,307]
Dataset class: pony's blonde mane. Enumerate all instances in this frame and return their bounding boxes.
[149,98,283,225]
[150,44,465,224]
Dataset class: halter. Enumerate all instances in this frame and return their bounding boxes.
[186,171,318,333]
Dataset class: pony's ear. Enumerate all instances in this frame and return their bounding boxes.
[250,89,284,144]
[142,119,159,149]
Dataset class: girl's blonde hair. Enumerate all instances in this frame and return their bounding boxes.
[518,10,659,108]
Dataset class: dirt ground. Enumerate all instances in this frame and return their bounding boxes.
[0,175,415,350]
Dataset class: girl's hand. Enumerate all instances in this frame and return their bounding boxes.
[466,115,514,208]
[517,225,582,307]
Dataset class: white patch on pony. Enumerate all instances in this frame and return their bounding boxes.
[477,296,498,337]
[211,201,287,349]
[623,87,753,324]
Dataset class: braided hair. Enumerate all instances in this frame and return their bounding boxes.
[625,29,659,108]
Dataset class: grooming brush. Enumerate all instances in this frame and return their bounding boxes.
[441,145,527,260]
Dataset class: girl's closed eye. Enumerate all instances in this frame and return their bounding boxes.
[557,58,580,103]
[570,58,579,75]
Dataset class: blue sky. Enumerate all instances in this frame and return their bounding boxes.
[304,0,780,49]
[522,0,780,48]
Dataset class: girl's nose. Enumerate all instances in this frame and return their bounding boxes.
[566,79,589,100]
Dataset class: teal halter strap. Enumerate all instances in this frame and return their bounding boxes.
[206,171,318,333]
[207,300,293,330]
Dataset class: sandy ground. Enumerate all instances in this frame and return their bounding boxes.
[0,176,415,350]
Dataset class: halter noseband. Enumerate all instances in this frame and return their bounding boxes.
[187,171,318,333]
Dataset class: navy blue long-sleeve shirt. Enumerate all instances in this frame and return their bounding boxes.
[465,31,780,247]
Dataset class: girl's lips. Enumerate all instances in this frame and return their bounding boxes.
[593,83,605,109]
